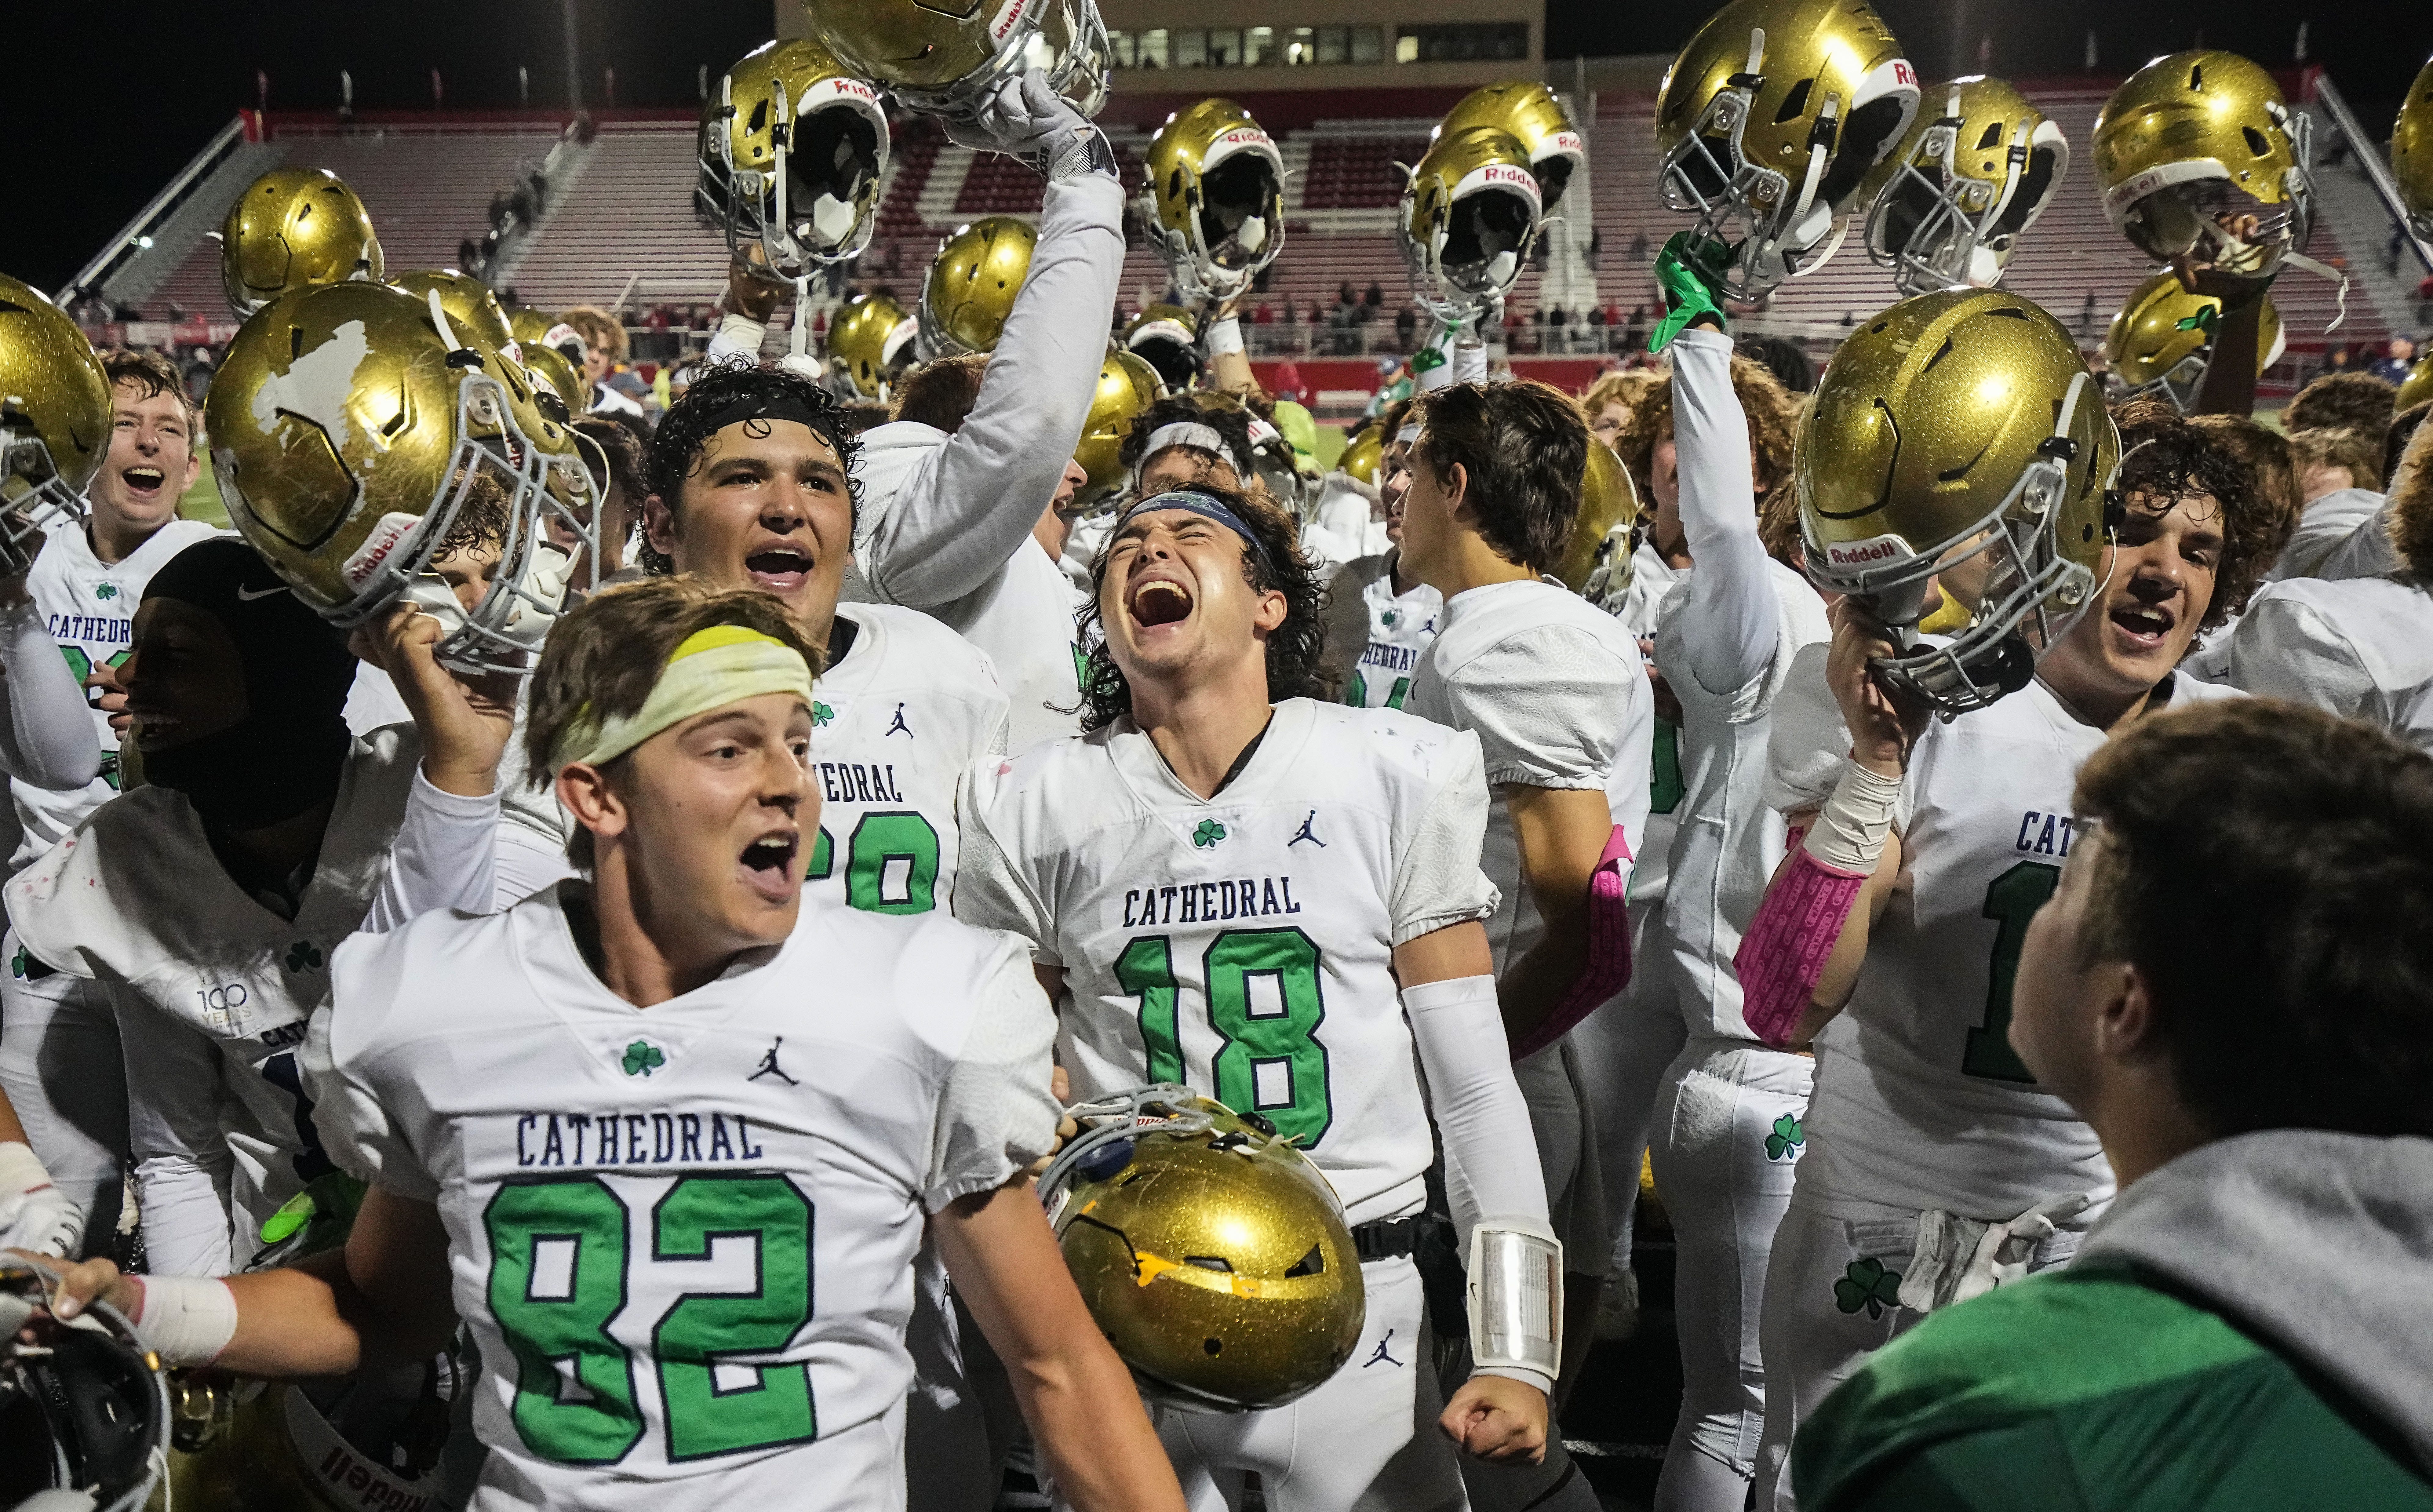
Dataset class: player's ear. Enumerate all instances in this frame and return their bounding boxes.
[557,759,628,850]
[643,493,679,558]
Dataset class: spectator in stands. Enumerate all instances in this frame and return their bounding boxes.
[2285,370,2399,448]
[2314,345,2356,384]
[1396,306,1418,351]
[1628,229,1650,261]
[1253,301,1274,326]
[559,306,645,422]
[459,238,479,270]
[1339,281,1357,308]
[2370,335,2418,386]
[1624,306,1647,353]
[1364,280,1384,309]
[1588,227,1603,269]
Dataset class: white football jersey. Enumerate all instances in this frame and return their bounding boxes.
[306,888,1059,1511]
[1768,670,2237,1218]
[1333,551,1443,712]
[4,727,419,1255]
[2225,575,2433,756]
[952,699,1499,1226]
[1408,577,1655,974]
[1652,560,1832,1040]
[15,517,220,861]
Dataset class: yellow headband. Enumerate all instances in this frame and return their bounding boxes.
[550,625,815,775]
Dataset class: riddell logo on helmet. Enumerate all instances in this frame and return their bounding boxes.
[1824,535,1915,569]
[341,512,425,591]
[1216,129,1273,149]
[808,77,878,106]
[1481,165,1535,188]
[989,0,1033,46]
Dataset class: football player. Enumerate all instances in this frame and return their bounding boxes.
[0,335,220,1258]
[1400,380,1657,1410]
[953,479,1560,1508]
[1632,254,1832,1512]
[6,538,512,1276]
[1321,404,1443,716]
[1737,331,2279,1506]
[20,576,1185,1512]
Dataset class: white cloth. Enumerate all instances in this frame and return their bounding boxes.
[1301,473,1389,570]
[305,886,1059,1510]
[1327,550,1442,712]
[0,943,122,1255]
[588,384,646,421]
[851,173,1124,753]
[13,516,219,862]
[953,698,1500,1228]
[2313,501,2401,581]
[2224,574,2433,756]
[4,727,499,1275]
[2267,486,2383,581]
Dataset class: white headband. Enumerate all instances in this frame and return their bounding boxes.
[1137,421,1237,481]
[1395,424,1421,444]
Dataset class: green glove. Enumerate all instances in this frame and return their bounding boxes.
[1650,231,1735,355]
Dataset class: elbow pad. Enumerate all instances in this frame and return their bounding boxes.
[1466,1215,1562,1380]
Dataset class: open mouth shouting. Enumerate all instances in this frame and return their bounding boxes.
[1127,574,1196,629]
[2106,599,2176,655]
[120,465,168,503]
[738,826,801,903]
[745,541,813,596]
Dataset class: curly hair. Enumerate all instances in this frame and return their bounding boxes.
[1073,480,1333,732]
[1609,353,1801,565]
[2282,369,2397,443]
[644,363,863,563]
[2110,397,2281,630]
[2187,415,2299,535]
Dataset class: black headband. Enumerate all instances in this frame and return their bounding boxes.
[1117,490,1273,572]
[693,389,828,438]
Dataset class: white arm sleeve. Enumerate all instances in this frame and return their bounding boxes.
[704,314,767,368]
[924,943,1063,1212]
[862,175,1126,608]
[118,1001,237,1277]
[360,770,501,935]
[1404,973,1555,1393]
[1387,731,1501,944]
[0,595,101,790]
[1669,328,1779,697]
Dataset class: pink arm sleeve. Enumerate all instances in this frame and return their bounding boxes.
[1510,825,1634,1061]
[1732,836,1869,1048]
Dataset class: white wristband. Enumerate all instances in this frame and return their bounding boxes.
[1801,756,1905,875]
[126,1273,239,1367]
[1204,315,1244,357]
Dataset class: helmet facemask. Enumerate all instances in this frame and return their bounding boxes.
[1867,105,2063,294]
[887,0,1111,126]
[1172,151,1283,303]
[0,423,93,577]
[2117,103,2315,283]
[707,75,888,279]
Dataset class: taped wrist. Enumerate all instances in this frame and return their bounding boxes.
[1466,1216,1561,1384]
[1802,757,1903,875]
[1204,315,1245,357]
[0,1140,51,1197]
[126,1273,238,1367]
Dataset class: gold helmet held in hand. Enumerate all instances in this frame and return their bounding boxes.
[1146,99,1286,304]
[1073,349,1161,510]
[797,0,1111,124]
[0,274,111,571]
[1655,0,1919,299]
[1039,1087,1365,1413]
[700,38,891,277]
[2091,51,2315,284]
[208,280,598,673]
[2393,56,2433,239]
[1398,126,1542,319]
[1440,81,1586,213]
[827,291,918,401]
[2104,270,2286,414]
[1561,438,1641,612]
[921,215,1037,359]
[1862,76,2067,294]
[1798,288,2118,714]
[221,167,384,317]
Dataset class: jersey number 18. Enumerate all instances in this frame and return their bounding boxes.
[1114,927,1334,1148]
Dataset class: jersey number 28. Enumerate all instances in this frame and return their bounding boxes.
[484,1172,815,1464]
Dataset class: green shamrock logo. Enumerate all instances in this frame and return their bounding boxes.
[8,947,24,979]
[1382,609,1399,628]
[812,701,834,727]
[622,1040,666,1077]
[1192,819,1227,849]
[284,940,323,973]
[95,583,119,601]
[1765,1114,1805,1162]
[1834,1257,1904,1320]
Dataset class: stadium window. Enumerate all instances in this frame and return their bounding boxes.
[1397,23,1529,63]
[1107,29,1134,67]
[1208,28,1240,67]
[1317,25,1349,65]
[1394,33,1420,63]
[1246,26,1276,66]
[1136,28,1169,67]
[1287,27,1315,64]
[1174,29,1206,67]
[1350,25,1384,64]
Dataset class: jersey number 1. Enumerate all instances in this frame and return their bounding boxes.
[484,1173,816,1464]
[1964,862,2059,1083]
[1115,927,1333,1148]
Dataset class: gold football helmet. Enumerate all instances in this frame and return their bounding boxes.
[920,216,1037,358]
[1862,76,2067,294]
[1125,303,1201,394]
[1039,1087,1365,1413]
[0,274,111,572]
[1335,424,1385,489]
[1398,126,1542,319]
[2091,51,2315,283]
[509,307,593,415]
[389,269,517,356]
[798,0,1111,124]
[2104,270,2286,413]
[1562,438,1641,611]
[1073,349,1162,510]
[221,167,384,317]
[1799,288,2119,714]
[2400,354,2433,413]
[208,280,597,673]
[827,291,918,401]
[2395,56,2433,239]
[1655,0,1920,300]
[1146,100,1286,304]
[1440,81,1586,213]
[700,39,890,278]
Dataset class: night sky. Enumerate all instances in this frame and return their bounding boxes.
[9,0,2430,296]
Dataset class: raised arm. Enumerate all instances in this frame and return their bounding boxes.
[351,601,509,930]
[1669,326,1781,695]
[0,573,102,790]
